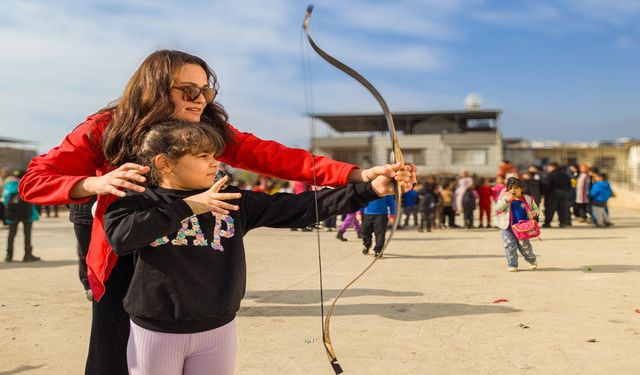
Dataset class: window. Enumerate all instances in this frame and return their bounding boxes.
[595,157,616,169]
[452,149,487,165]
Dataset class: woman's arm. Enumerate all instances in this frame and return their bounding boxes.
[19,112,149,204]
[219,124,417,190]
[218,124,356,186]
[19,116,107,205]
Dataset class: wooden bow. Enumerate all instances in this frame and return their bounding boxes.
[303,5,405,373]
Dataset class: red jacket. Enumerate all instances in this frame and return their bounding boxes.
[19,111,356,300]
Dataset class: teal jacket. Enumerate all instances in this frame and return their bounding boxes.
[2,180,39,224]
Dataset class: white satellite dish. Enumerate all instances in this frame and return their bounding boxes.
[464,93,483,110]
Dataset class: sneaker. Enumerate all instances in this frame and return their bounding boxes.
[362,247,370,255]
[507,267,518,272]
[374,251,383,258]
[23,254,41,262]
[85,289,94,302]
[529,262,538,270]
[336,232,347,242]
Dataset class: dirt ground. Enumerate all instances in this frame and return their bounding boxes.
[1,205,639,374]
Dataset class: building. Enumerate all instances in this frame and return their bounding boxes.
[504,138,640,188]
[311,110,503,178]
[0,136,38,171]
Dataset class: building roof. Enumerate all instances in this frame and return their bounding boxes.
[311,110,502,133]
[0,136,37,145]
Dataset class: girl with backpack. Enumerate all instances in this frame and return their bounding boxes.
[494,177,539,272]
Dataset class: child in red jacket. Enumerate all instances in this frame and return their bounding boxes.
[477,178,493,228]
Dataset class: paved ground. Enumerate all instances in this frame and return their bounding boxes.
[1,206,639,374]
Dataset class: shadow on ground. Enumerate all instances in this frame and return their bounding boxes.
[239,302,520,321]
[536,264,640,273]
[393,237,485,242]
[245,288,423,304]
[383,253,504,260]
[0,365,45,375]
[0,260,77,270]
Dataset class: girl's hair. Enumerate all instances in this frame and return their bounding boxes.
[101,50,232,166]
[137,120,226,186]
[506,177,526,192]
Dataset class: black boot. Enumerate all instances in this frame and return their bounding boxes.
[336,232,347,242]
[5,249,12,262]
[23,246,41,262]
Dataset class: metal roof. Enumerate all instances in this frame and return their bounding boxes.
[0,136,37,145]
[311,110,501,133]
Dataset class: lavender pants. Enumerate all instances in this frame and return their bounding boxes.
[128,319,237,375]
[338,213,361,234]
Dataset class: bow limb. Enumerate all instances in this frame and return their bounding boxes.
[303,5,404,374]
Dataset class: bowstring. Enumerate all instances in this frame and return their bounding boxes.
[300,26,328,350]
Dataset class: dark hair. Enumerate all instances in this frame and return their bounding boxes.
[547,162,559,168]
[101,50,232,166]
[137,120,226,186]
[506,177,526,192]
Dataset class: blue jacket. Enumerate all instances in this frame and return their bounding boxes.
[589,181,613,203]
[2,180,39,223]
[402,190,419,207]
[363,195,396,215]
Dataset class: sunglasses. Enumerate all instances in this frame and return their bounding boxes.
[172,86,217,103]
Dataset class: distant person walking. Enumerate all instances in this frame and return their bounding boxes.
[336,211,362,241]
[589,171,614,227]
[3,170,41,262]
[361,195,396,257]
[401,186,419,228]
[417,182,439,232]
[440,180,456,228]
[523,165,542,206]
[542,162,572,228]
[477,178,492,228]
[574,164,591,223]
[462,184,478,229]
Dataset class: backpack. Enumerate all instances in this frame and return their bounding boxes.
[5,192,32,222]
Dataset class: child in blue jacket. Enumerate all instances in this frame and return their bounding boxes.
[589,172,614,227]
[361,195,396,257]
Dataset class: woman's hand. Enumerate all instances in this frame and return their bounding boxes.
[183,175,242,216]
[74,163,151,199]
[369,163,413,196]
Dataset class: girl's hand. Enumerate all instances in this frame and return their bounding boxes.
[183,175,242,215]
[528,211,538,219]
[362,163,416,192]
[368,163,413,196]
[80,163,150,198]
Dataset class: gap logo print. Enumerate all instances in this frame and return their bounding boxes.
[150,214,235,252]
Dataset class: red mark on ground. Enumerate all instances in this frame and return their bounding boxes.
[492,299,509,303]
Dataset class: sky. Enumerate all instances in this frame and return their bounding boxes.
[0,0,639,153]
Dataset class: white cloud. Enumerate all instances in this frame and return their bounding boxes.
[615,36,636,49]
